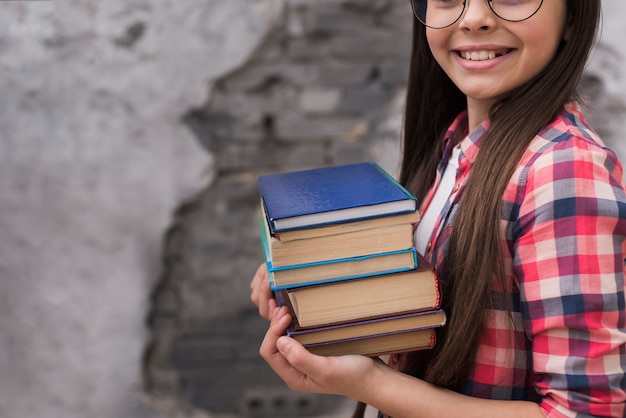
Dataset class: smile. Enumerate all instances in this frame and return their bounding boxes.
[458,49,512,61]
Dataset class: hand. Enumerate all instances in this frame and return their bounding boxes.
[261,308,547,418]
[250,263,274,320]
[259,305,379,399]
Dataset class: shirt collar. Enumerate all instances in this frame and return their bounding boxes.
[442,110,490,166]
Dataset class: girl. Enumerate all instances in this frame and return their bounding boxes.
[250,0,626,416]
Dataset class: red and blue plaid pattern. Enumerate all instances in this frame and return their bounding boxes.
[389,103,626,417]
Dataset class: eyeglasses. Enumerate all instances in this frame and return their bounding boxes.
[410,0,544,29]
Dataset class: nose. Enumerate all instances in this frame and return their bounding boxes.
[458,0,497,31]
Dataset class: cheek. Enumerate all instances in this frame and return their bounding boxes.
[519,3,568,68]
[426,30,450,67]
[520,30,563,73]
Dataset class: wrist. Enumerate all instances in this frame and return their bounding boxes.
[349,357,392,404]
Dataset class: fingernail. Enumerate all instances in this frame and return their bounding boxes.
[277,336,290,352]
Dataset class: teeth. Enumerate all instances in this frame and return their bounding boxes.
[462,51,498,61]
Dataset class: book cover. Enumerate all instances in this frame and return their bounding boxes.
[275,259,440,329]
[259,217,414,268]
[287,309,446,346]
[265,204,420,243]
[305,328,437,357]
[258,162,417,232]
[267,247,419,290]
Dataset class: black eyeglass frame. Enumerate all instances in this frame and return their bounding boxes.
[410,0,545,29]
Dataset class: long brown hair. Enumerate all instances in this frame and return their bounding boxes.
[400,0,602,391]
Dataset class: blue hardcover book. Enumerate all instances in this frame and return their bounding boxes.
[259,219,417,289]
[258,162,417,232]
[267,249,419,290]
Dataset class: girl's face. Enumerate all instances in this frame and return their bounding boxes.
[426,0,568,124]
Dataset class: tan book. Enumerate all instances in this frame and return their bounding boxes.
[272,209,420,243]
[276,258,440,328]
[261,216,414,268]
[267,247,418,289]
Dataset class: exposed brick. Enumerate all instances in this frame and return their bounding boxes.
[213,173,259,203]
[378,60,411,85]
[377,0,414,31]
[299,87,342,114]
[330,32,411,59]
[216,141,326,172]
[222,62,318,92]
[172,337,235,371]
[339,87,390,114]
[275,113,362,142]
[315,62,373,86]
[148,315,179,337]
[332,140,372,165]
[145,367,181,395]
[147,1,412,417]
[287,37,331,61]
[180,364,286,415]
[283,143,327,168]
[217,143,266,171]
[306,9,375,34]
[151,285,179,314]
[145,335,176,368]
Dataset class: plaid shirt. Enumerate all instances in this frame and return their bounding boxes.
[386,103,626,417]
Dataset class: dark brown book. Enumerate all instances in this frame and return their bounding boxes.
[288,309,446,345]
[306,327,437,357]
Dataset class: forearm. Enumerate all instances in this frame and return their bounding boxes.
[354,361,545,418]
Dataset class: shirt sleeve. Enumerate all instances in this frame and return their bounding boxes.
[513,136,626,418]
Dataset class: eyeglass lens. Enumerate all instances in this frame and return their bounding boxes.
[411,0,544,29]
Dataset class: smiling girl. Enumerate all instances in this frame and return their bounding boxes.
[250,1,626,416]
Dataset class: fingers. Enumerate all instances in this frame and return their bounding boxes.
[259,306,378,398]
[259,307,328,393]
[250,263,273,320]
[260,307,317,392]
[278,339,378,399]
[275,334,333,390]
[258,301,378,399]
[259,306,293,362]
[276,334,319,374]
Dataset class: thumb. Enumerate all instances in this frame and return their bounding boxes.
[276,335,307,362]
[276,336,329,381]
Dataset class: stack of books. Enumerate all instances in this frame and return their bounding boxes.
[258,162,446,357]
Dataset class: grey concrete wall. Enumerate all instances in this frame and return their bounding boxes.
[0,1,624,418]
[0,1,282,418]
[584,0,626,164]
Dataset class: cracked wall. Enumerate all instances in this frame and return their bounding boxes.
[0,1,624,418]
